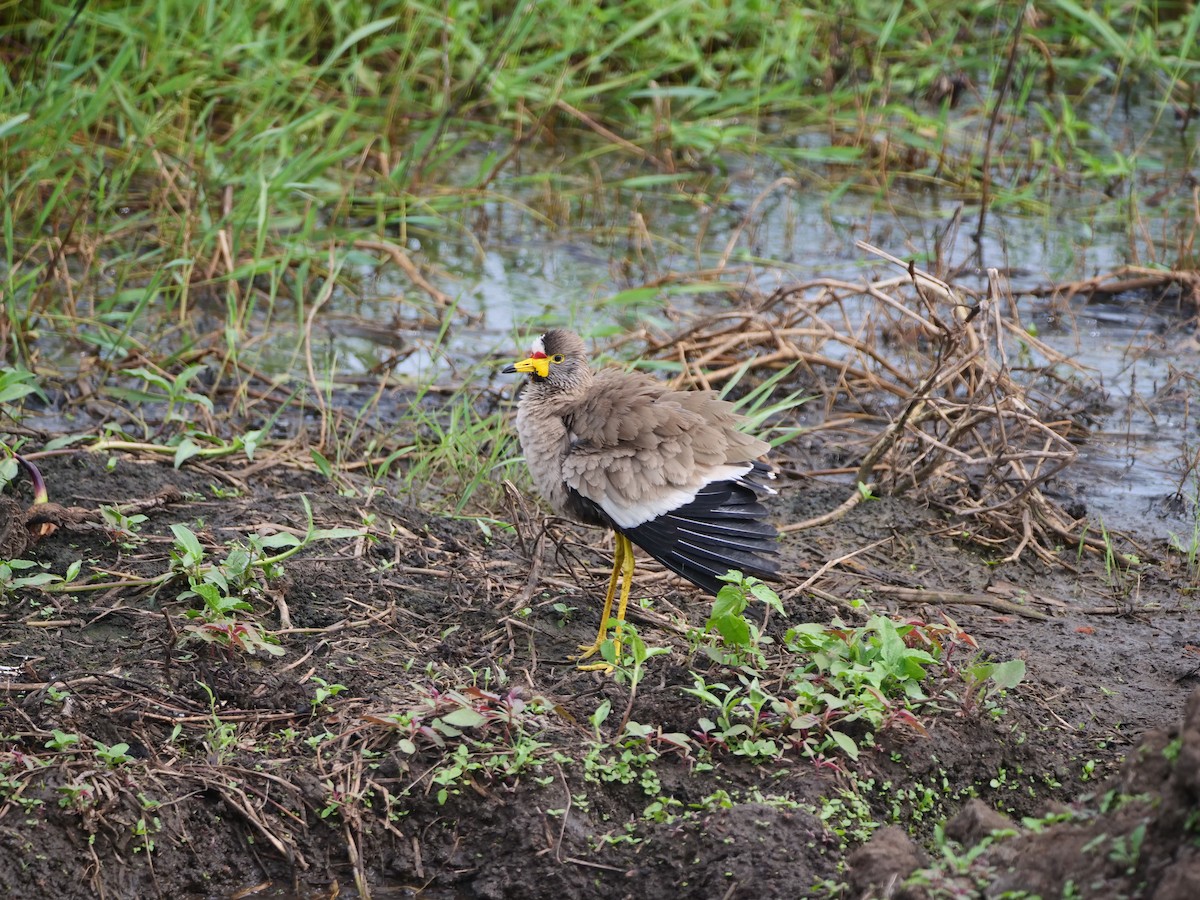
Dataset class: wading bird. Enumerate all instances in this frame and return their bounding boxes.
[503,329,780,670]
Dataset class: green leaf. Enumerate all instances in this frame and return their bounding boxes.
[43,434,91,452]
[311,449,333,478]
[184,393,214,413]
[13,572,60,587]
[0,382,37,404]
[749,581,785,615]
[127,367,172,392]
[223,547,252,578]
[0,112,30,140]
[828,730,860,761]
[710,585,746,619]
[242,429,262,461]
[170,525,204,565]
[988,658,1026,690]
[310,526,366,541]
[713,614,750,646]
[259,533,302,549]
[872,616,905,669]
[440,707,487,729]
[591,698,612,730]
[174,438,202,468]
[173,364,208,391]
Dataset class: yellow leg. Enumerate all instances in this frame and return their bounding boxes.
[609,534,636,662]
[574,534,624,662]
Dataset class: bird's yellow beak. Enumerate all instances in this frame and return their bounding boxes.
[502,355,550,378]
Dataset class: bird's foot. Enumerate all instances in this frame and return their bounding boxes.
[572,638,621,673]
[576,660,614,674]
[573,641,603,661]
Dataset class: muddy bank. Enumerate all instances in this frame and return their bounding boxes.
[0,450,1195,898]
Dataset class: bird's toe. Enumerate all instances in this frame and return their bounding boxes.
[573,642,603,660]
[577,660,615,674]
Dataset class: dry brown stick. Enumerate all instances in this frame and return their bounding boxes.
[553,98,669,171]
[217,783,308,868]
[354,238,453,308]
[780,489,866,534]
[853,348,951,490]
[855,241,951,332]
[876,586,1049,619]
[1026,265,1200,299]
[800,585,870,619]
[793,537,893,588]
[302,245,338,450]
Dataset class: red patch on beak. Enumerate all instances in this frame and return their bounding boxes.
[530,351,547,359]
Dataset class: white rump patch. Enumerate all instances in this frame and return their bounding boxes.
[596,463,754,529]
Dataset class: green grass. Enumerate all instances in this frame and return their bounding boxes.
[3,0,1200,506]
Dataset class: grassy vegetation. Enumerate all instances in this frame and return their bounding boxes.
[4,1,1199,425]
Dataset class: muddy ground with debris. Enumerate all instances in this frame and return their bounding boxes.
[1,440,1197,899]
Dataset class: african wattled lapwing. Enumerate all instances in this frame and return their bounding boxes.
[503,329,780,670]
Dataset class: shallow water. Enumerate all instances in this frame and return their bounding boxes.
[27,99,1200,536]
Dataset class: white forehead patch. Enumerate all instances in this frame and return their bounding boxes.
[531,334,546,354]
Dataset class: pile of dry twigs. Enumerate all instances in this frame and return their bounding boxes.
[644,242,1109,567]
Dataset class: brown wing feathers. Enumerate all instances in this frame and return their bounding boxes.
[509,329,781,597]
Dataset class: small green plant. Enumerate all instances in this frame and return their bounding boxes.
[0,559,77,601]
[319,781,346,819]
[813,789,878,847]
[1082,517,1141,598]
[373,684,551,806]
[582,713,665,798]
[44,684,70,704]
[173,497,361,656]
[93,741,134,767]
[100,506,149,545]
[132,813,161,853]
[600,621,669,687]
[685,673,782,762]
[958,658,1027,717]
[45,730,80,752]
[1162,736,1183,763]
[56,781,95,811]
[194,681,240,764]
[701,571,785,668]
[1107,823,1147,874]
[780,615,942,760]
[174,524,284,657]
[121,365,214,426]
[310,677,348,712]
[0,368,43,413]
[718,360,809,448]
[684,607,1021,764]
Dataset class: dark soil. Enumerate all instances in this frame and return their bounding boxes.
[1,451,1198,899]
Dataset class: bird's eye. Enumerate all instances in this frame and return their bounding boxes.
[550,354,565,364]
